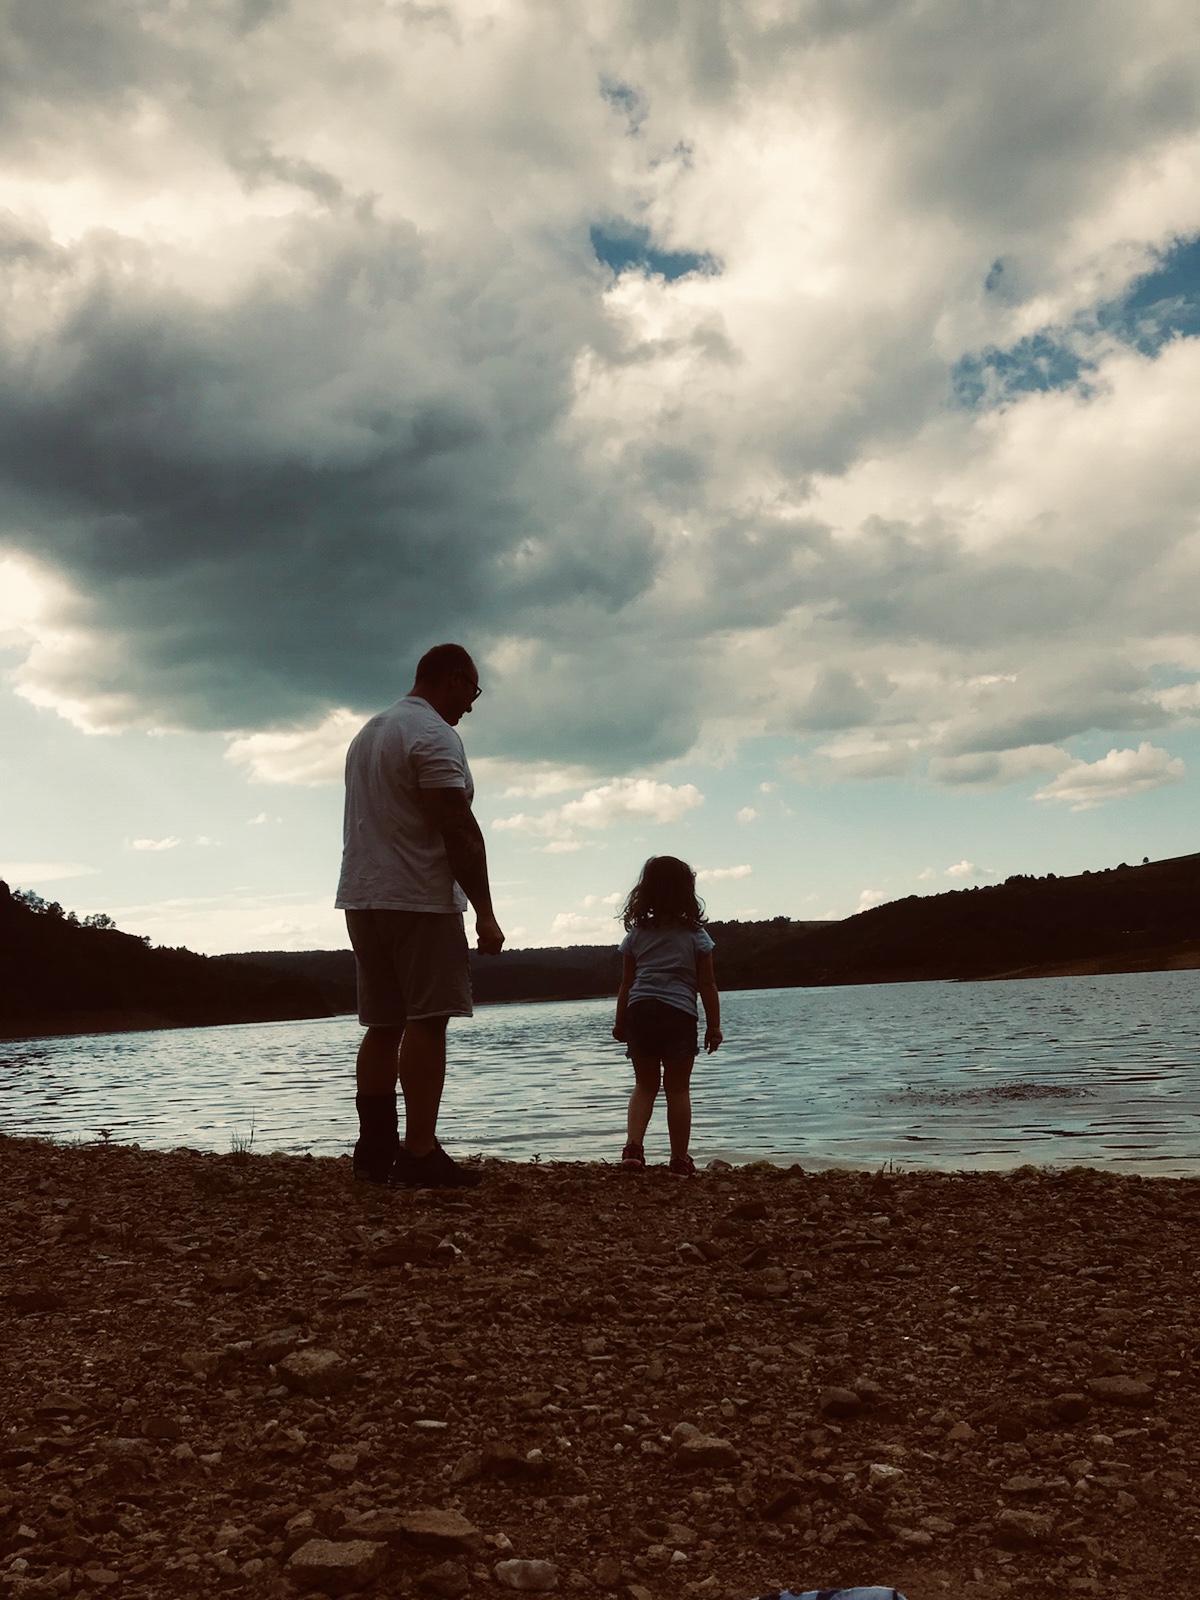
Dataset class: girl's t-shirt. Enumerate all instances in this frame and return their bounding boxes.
[619,922,715,1017]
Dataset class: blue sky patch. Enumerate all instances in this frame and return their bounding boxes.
[590,220,720,282]
[956,232,1200,408]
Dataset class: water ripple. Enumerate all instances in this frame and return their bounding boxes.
[2,970,1200,1172]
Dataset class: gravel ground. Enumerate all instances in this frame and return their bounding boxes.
[3,1135,1200,1599]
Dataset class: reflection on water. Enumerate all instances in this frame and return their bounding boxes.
[2,970,1200,1173]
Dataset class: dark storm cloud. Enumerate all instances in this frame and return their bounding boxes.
[0,205,657,731]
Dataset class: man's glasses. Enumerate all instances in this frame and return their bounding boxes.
[457,672,483,701]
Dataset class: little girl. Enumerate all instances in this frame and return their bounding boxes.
[611,855,722,1177]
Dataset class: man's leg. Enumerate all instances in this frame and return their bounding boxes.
[396,1015,449,1157]
[353,1024,403,1183]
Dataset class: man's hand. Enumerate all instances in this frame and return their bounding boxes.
[704,1027,723,1054]
[475,912,505,956]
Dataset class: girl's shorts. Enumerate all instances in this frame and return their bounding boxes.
[625,998,699,1060]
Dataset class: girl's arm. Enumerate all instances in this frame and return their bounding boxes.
[612,953,636,1041]
[697,950,722,1053]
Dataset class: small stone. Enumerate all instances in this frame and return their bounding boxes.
[817,1386,862,1418]
[1086,1376,1154,1407]
[452,1450,483,1483]
[143,1416,183,1440]
[594,1557,623,1587]
[327,1452,359,1475]
[33,1392,89,1418]
[921,1516,956,1536]
[946,1420,975,1442]
[286,1537,389,1595]
[398,1510,486,1556]
[482,1441,544,1479]
[1051,1392,1091,1423]
[994,1509,1055,1549]
[420,1560,471,1597]
[277,1348,353,1396]
[673,1433,740,1471]
[1001,1475,1045,1496]
[994,1413,1028,1442]
[868,1463,905,1488]
[495,1559,559,1591]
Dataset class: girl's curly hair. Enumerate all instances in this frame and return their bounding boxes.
[620,855,707,930]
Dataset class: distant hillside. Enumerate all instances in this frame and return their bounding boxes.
[752,852,1200,988]
[229,857,1200,1006]
[0,884,334,1040]
[230,918,837,1011]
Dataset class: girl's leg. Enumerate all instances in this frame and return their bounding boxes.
[627,1056,662,1146]
[662,1056,695,1160]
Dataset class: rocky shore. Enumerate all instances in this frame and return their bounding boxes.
[3,1137,1199,1599]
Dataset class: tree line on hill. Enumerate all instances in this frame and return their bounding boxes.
[4,851,1198,1040]
[0,883,331,1039]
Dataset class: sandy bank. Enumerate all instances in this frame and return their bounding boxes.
[2,1137,1198,1599]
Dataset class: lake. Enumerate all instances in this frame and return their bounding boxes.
[2,970,1200,1173]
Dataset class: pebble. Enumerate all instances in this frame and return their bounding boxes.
[495,1558,560,1591]
[277,1348,353,1396]
[286,1537,390,1595]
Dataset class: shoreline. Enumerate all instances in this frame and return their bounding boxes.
[5,951,1200,1043]
[3,1135,1197,1598]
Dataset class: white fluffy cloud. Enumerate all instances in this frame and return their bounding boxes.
[128,837,181,852]
[1034,741,1186,810]
[0,0,1198,801]
[697,864,753,882]
[495,777,703,848]
[226,710,363,786]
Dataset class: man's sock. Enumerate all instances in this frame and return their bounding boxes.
[353,1091,399,1177]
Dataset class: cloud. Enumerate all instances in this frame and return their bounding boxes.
[226,709,363,786]
[945,860,980,879]
[0,0,1199,791]
[0,861,97,885]
[1033,741,1186,810]
[858,889,889,912]
[697,864,753,882]
[736,806,757,823]
[495,777,703,847]
[929,745,1072,788]
[549,910,618,941]
[128,837,181,852]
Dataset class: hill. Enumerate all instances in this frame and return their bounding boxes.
[228,918,837,1011]
[0,883,334,1040]
[753,851,1200,988]
[231,855,1200,1007]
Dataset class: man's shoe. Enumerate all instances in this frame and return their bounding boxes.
[668,1153,696,1179]
[621,1142,646,1171]
[352,1136,399,1186]
[388,1141,482,1190]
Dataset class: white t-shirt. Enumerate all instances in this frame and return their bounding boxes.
[619,922,716,1017]
[335,696,473,913]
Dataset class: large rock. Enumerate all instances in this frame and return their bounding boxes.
[277,1348,353,1396]
[286,1538,389,1595]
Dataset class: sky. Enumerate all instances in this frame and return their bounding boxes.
[3,0,1200,956]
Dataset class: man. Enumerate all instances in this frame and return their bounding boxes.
[335,643,504,1189]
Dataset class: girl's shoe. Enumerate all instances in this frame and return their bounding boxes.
[621,1142,646,1171]
[668,1153,696,1179]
